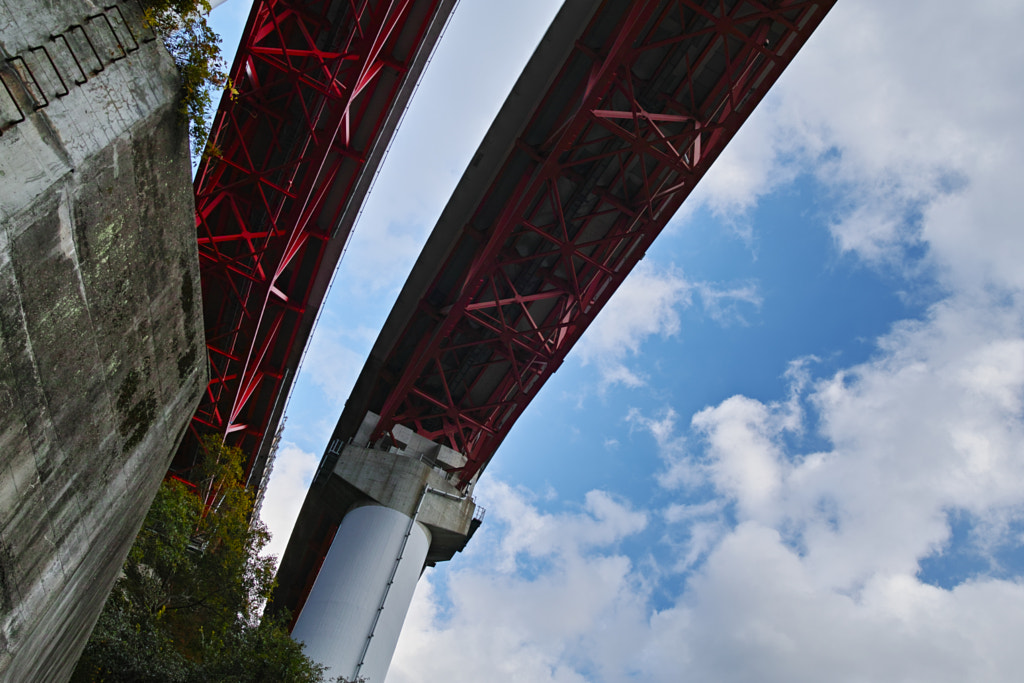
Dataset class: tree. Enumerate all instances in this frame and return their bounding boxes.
[142,0,227,154]
[71,437,325,682]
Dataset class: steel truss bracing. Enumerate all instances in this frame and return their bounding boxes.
[369,0,835,488]
[181,0,451,483]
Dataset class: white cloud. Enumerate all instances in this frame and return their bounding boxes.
[610,288,1024,680]
[623,292,1024,593]
[577,262,692,389]
[576,264,763,391]
[662,500,727,572]
[641,524,1024,683]
[693,395,786,521]
[694,281,763,325]
[258,442,319,561]
[389,483,651,683]
[626,407,700,490]
[663,499,723,524]
[300,322,367,409]
[476,480,648,573]
[691,0,1024,294]
[392,472,1024,683]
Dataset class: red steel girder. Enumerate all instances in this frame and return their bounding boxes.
[182,0,450,479]
[370,0,835,488]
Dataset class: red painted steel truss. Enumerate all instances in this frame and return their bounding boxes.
[187,0,444,476]
[371,0,834,487]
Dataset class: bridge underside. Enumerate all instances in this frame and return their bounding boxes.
[274,0,834,621]
[0,1,203,677]
[175,0,456,494]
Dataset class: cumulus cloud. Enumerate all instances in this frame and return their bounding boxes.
[477,480,648,573]
[393,462,1024,683]
[694,281,763,325]
[626,406,699,489]
[578,264,762,389]
[300,321,369,408]
[577,262,692,389]
[550,288,1024,680]
[693,0,1024,292]
[641,525,1024,683]
[662,499,727,572]
[389,482,651,683]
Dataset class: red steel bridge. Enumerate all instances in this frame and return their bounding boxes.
[173,0,457,486]
[266,0,837,619]
[162,0,836,623]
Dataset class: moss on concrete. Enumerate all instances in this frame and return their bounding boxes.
[0,2,207,679]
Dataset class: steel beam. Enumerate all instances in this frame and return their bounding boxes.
[272,0,835,626]
[368,0,836,488]
[177,0,455,487]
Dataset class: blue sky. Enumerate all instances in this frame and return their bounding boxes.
[211,1,1024,680]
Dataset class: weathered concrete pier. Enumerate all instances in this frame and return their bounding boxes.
[0,2,204,679]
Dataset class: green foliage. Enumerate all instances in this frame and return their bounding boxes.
[71,438,324,683]
[143,0,226,155]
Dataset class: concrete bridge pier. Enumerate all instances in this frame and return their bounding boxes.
[289,414,480,682]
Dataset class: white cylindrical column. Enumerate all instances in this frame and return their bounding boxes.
[291,504,431,683]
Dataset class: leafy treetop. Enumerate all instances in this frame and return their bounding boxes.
[143,0,227,155]
[71,436,325,682]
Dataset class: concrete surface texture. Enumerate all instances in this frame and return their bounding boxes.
[0,1,204,680]
[291,504,433,683]
[331,443,477,551]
